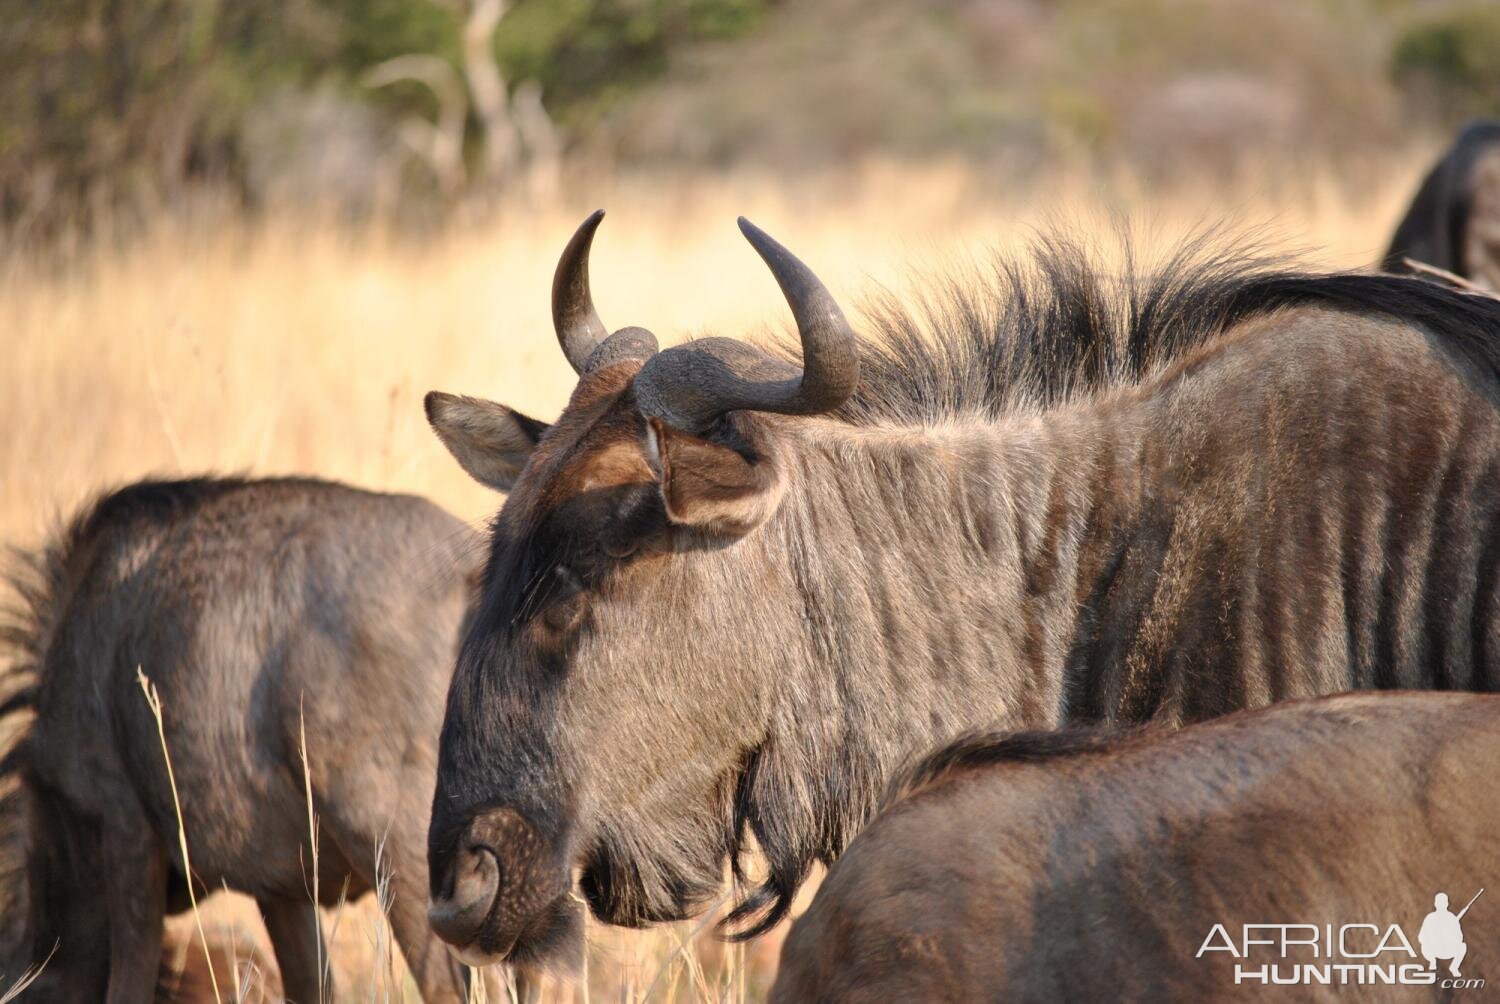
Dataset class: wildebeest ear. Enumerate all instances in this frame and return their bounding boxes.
[646,418,785,537]
[425,391,549,492]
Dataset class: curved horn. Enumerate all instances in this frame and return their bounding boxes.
[552,210,611,373]
[633,218,859,431]
[736,217,860,412]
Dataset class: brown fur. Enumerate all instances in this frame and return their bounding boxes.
[773,692,1500,1002]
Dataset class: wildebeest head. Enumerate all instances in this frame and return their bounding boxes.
[1383,119,1500,288]
[424,211,860,969]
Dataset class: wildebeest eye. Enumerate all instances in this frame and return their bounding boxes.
[600,486,665,560]
[541,565,587,633]
[602,533,639,560]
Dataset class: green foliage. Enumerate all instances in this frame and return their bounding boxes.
[0,0,773,230]
[9,0,1493,231]
[0,2,278,217]
[496,0,771,117]
[326,0,460,74]
[1392,1,1500,116]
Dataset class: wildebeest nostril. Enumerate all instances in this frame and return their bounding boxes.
[428,842,501,948]
[429,805,568,962]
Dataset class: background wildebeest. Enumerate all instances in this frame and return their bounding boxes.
[0,477,486,1003]
[421,210,1500,971]
[771,691,1498,1002]
[1384,120,1500,289]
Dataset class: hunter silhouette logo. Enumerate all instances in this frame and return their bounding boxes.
[1421,889,1482,977]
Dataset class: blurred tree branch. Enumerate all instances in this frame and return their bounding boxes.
[362,54,468,198]
[364,0,562,203]
[462,0,520,186]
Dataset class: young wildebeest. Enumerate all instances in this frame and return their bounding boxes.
[421,211,1500,970]
[772,692,1499,1002]
[0,477,488,1003]
[1384,120,1500,288]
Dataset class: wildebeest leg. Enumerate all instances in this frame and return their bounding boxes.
[512,968,542,1003]
[258,896,327,1004]
[383,855,497,1003]
[345,802,501,1003]
[102,826,167,1004]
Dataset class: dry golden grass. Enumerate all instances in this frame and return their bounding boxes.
[0,151,1436,1001]
[0,155,1423,544]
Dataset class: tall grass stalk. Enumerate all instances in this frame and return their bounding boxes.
[297,699,327,1001]
[0,942,57,1003]
[137,667,223,1003]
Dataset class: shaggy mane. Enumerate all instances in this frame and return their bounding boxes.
[724,233,1500,940]
[765,233,1500,425]
[881,725,1140,811]
[0,530,68,741]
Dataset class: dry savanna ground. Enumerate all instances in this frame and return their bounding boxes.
[0,149,1438,1001]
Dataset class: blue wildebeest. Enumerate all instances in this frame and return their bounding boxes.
[1384,120,1500,289]
[772,691,1499,1002]
[0,477,494,1003]
[421,211,1500,970]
